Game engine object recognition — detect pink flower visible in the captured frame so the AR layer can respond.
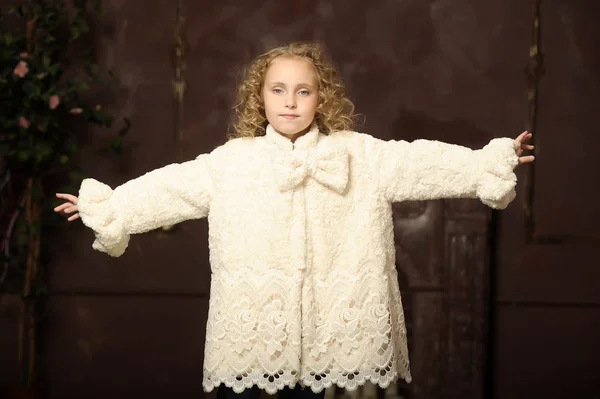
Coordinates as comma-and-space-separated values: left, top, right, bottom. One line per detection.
13, 61, 29, 78
49, 95, 60, 110
18, 117, 30, 129
69, 108, 83, 114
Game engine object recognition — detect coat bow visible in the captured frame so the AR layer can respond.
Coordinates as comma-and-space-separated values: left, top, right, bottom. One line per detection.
271, 144, 349, 194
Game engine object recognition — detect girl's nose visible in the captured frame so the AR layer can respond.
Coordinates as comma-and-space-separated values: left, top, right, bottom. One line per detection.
285, 94, 297, 109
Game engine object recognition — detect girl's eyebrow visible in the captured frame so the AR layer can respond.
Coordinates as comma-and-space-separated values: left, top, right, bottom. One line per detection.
269, 81, 315, 89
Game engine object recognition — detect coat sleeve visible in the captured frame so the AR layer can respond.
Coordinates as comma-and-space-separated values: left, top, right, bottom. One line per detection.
362, 133, 520, 209
76, 151, 218, 257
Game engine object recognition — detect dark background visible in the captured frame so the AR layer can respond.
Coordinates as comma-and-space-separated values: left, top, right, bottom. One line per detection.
1, 0, 599, 398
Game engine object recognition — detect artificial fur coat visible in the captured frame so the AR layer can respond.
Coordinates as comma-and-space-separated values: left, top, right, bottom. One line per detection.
76, 123, 519, 394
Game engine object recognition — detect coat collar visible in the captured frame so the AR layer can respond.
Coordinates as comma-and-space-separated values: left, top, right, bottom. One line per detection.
264, 122, 320, 150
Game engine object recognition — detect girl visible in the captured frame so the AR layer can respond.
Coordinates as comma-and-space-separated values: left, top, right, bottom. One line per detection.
55, 42, 534, 399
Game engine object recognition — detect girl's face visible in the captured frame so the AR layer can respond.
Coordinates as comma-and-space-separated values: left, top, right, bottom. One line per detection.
262, 56, 319, 141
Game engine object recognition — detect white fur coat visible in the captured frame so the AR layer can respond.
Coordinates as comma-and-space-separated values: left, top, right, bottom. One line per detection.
77, 124, 519, 394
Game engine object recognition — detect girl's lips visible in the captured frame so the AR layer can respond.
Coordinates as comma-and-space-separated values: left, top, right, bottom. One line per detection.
280, 114, 299, 119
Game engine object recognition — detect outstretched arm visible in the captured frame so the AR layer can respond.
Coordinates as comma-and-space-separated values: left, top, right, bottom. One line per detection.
365, 131, 534, 209
55, 153, 217, 257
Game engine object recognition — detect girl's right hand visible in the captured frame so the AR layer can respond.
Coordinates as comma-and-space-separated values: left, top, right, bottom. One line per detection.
54, 193, 80, 221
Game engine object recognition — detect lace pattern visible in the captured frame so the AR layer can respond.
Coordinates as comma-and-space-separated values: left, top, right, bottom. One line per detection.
202, 267, 411, 395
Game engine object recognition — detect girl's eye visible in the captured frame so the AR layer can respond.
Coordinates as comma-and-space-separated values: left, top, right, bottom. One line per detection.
272, 88, 284, 94
298, 90, 310, 96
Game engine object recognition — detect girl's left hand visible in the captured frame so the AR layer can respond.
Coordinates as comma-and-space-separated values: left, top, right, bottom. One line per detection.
515, 131, 535, 166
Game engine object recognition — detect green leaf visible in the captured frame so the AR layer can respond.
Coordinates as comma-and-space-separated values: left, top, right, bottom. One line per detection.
42, 34, 56, 45
118, 117, 132, 137
93, 0, 105, 15
3, 33, 14, 45
65, 136, 78, 154
69, 170, 86, 182
17, 151, 30, 162
88, 63, 99, 76
110, 137, 122, 154
34, 142, 54, 164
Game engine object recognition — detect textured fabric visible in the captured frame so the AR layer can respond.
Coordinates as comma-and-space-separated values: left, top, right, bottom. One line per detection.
77, 124, 519, 394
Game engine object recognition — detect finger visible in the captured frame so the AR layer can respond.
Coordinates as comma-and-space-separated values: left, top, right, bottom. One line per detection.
53, 203, 71, 212
522, 144, 535, 150
515, 130, 529, 142
67, 213, 80, 222
56, 193, 78, 204
64, 205, 78, 214
518, 155, 535, 164
519, 131, 533, 144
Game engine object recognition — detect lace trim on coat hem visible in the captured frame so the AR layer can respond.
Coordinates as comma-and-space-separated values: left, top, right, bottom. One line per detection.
203, 365, 411, 395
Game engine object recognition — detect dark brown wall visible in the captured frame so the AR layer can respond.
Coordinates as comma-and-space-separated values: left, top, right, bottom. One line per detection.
492, 1, 600, 398
1, 0, 598, 398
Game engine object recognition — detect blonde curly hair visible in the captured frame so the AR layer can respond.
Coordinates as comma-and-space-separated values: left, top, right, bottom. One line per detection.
228, 42, 355, 139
